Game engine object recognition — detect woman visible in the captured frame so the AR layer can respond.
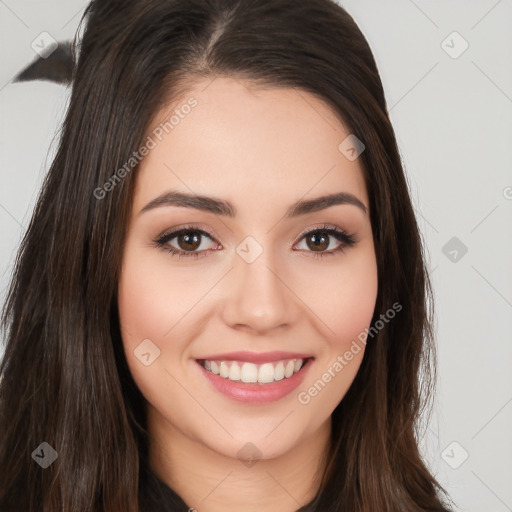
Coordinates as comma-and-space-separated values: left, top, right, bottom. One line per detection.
0, 0, 453, 510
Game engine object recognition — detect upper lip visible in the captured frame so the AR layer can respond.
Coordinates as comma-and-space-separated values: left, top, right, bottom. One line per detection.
197, 351, 313, 364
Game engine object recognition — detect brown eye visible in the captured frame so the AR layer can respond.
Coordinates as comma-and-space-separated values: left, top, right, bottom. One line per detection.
176, 232, 202, 251
155, 228, 219, 257
294, 226, 357, 257
305, 231, 330, 252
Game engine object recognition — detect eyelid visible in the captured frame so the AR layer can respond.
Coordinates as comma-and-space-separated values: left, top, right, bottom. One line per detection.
295, 223, 349, 242
155, 224, 219, 245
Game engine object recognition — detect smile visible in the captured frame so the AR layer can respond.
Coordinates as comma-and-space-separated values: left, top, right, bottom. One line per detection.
196, 354, 314, 403
200, 358, 306, 384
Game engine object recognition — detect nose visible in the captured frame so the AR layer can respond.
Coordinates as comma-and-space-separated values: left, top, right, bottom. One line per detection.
220, 249, 298, 335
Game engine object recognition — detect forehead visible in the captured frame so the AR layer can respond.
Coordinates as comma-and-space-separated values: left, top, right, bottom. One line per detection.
133, 76, 369, 215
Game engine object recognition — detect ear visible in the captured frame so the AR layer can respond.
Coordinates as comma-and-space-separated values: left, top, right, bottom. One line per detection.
14, 41, 74, 85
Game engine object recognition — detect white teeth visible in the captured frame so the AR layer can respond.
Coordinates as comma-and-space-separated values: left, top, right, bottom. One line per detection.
201, 358, 307, 384
258, 363, 275, 384
241, 363, 258, 383
229, 362, 241, 381
274, 362, 285, 381
219, 362, 229, 378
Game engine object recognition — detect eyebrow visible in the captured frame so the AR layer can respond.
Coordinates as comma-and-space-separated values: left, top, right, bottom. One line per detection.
139, 190, 367, 217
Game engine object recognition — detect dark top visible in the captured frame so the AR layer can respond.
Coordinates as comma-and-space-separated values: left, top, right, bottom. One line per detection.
139, 459, 191, 512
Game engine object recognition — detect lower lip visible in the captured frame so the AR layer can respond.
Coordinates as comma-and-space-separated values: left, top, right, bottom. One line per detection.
197, 359, 313, 404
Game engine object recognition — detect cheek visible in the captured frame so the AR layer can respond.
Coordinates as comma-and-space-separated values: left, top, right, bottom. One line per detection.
117, 247, 204, 344
294, 245, 378, 411
330, 269, 378, 349
117, 247, 193, 397
299, 246, 378, 350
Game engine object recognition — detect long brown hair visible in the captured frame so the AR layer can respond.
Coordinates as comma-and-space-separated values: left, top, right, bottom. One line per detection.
0, 0, 452, 510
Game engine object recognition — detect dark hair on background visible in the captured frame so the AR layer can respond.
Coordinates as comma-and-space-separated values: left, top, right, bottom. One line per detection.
0, 0, 453, 510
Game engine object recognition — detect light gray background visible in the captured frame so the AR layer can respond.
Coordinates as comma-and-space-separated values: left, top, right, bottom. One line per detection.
1, 1, 511, 511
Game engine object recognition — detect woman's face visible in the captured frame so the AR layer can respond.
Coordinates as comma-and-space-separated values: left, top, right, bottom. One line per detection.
118, 77, 378, 461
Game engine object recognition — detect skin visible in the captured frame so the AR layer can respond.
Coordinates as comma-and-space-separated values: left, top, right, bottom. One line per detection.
118, 76, 378, 512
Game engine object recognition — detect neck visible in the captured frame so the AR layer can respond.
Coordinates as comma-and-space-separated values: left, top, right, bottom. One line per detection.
148, 406, 332, 512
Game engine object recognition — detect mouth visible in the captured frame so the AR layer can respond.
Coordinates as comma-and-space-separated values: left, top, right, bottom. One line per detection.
195, 355, 314, 403
197, 357, 311, 385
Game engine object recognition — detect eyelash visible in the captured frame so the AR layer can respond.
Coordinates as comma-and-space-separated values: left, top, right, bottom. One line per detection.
153, 224, 357, 259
